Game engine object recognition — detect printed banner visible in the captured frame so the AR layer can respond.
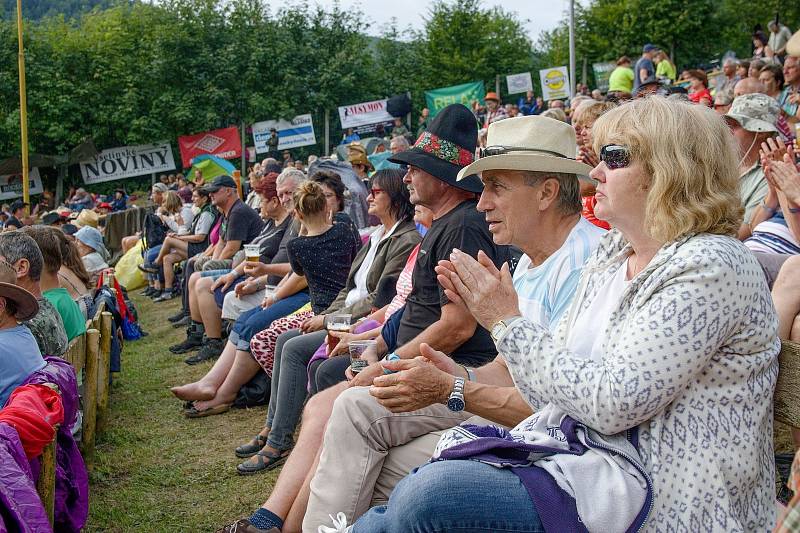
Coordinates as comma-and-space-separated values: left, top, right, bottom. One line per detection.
425, 81, 485, 118
539, 67, 571, 101
506, 72, 533, 94
0, 168, 43, 201
591, 62, 616, 93
79, 142, 176, 184
178, 126, 242, 168
338, 99, 393, 130
252, 114, 317, 153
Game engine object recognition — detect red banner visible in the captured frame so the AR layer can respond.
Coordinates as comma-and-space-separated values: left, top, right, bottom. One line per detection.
177, 126, 242, 168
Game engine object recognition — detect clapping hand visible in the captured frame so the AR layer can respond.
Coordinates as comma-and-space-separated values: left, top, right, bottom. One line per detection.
434, 249, 520, 331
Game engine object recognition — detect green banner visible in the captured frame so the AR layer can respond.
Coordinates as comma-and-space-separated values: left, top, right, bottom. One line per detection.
425, 81, 485, 117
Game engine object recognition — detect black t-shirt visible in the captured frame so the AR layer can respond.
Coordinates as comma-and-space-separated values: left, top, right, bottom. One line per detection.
221, 199, 263, 245
287, 220, 361, 314
4, 216, 22, 230
396, 199, 510, 366
265, 217, 299, 286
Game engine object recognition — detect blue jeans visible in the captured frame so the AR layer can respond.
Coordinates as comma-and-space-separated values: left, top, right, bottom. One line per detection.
144, 245, 163, 282
228, 291, 309, 352
265, 329, 326, 450
352, 460, 544, 533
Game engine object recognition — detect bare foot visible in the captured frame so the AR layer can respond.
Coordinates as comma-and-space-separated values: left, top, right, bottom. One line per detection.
170, 382, 216, 401
192, 392, 236, 412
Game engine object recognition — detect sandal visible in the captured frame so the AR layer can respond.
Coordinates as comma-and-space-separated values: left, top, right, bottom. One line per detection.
184, 403, 232, 418
235, 433, 269, 458
236, 448, 291, 475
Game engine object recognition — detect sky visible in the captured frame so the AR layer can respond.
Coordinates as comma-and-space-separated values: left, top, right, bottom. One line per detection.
310, 0, 569, 44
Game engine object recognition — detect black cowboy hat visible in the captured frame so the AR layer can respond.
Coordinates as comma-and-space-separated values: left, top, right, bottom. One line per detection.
389, 104, 483, 193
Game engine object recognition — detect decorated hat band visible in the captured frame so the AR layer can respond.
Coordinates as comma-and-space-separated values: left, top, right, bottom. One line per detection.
413, 131, 475, 167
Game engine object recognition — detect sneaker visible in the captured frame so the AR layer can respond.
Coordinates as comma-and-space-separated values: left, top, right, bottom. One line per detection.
169, 331, 204, 354
168, 309, 187, 323
141, 286, 157, 297
215, 519, 278, 533
149, 290, 163, 300
137, 262, 159, 274
318, 513, 352, 533
172, 315, 190, 328
185, 338, 225, 365
153, 290, 176, 302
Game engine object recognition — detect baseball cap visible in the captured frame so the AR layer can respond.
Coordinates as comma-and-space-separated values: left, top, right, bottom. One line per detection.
643, 44, 659, 53
202, 175, 237, 193
10, 200, 28, 212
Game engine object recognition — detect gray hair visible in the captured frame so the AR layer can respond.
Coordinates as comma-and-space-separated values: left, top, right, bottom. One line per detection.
277, 168, 306, 189
390, 136, 410, 151
0, 231, 44, 282
520, 171, 582, 215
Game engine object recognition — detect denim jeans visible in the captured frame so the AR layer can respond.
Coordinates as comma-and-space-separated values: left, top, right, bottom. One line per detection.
144, 245, 163, 282
228, 291, 309, 352
352, 460, 544, 533
265, 329, 327, 450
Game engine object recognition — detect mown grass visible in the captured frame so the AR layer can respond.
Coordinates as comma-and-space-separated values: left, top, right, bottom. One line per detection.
87, 293, 278, 532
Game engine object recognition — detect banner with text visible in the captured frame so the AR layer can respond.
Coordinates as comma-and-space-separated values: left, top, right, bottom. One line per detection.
506, 72, 533, 94
338, 99, 393, 130
425, 81, 485, 118
0, 168, 43, 201
539, 67, 571, 101
79, 142, 176, 184
178, 126, 242, 168
592, 62, 616, 93
252, 114, 316, 153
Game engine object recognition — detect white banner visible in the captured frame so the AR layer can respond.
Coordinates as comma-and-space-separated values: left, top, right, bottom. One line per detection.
539, 66, 571, 101
0, 168, 43, 201
252, 114, 316, 153
338, 99, 393, 129
506, 72, 533, 94
79, 142, 175, 184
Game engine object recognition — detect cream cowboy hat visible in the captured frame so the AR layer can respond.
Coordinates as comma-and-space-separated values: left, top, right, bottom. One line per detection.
457, 115, 592, 181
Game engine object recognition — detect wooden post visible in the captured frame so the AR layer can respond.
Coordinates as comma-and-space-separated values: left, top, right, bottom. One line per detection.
16, 0, 30, 213
495, 75, 500, 98
37, 439, 57, 526
97, 311, 113, 433
324, 109, 330, 157
56, 165, 65, 206
81, 328, 100, 471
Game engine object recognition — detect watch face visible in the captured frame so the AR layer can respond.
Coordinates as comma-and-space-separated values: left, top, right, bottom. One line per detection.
447, 397, 465, 412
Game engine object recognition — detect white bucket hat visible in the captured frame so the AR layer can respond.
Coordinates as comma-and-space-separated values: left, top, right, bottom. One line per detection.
457, 115, 593, 181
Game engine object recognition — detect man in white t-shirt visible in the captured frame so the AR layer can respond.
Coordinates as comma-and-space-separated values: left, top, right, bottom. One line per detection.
287, 116, 605, 532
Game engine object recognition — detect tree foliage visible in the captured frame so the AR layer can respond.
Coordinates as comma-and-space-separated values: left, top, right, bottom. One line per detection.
0, 0, 534, 174
538, 0, 800, 73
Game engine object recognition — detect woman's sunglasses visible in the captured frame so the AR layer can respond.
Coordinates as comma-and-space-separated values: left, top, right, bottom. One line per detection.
599, 144, 631, 169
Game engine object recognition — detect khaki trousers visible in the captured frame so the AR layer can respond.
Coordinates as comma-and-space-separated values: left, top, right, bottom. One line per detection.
302, 386, 491, 532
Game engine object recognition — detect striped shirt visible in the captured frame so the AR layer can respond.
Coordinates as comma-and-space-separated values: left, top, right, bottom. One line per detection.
745, 211, 800, 255
513, 217, 606, 329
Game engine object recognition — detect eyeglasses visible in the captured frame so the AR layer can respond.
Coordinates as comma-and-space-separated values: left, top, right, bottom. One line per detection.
369, 188, 384, 197
599, 144, 631, 169
479, 145, 569, 159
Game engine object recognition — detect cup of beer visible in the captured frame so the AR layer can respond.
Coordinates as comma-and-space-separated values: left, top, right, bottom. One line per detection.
325, 313, 352, 354
244, 244, 260, 262
349, 340, 377, 374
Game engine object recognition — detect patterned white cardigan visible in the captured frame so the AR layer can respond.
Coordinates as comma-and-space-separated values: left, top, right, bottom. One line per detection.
496, 229, 780, 532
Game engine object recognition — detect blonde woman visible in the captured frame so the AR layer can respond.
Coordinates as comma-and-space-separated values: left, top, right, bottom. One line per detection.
350, 97, 779, 532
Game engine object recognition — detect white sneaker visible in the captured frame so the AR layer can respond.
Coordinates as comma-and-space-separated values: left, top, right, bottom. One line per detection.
317, 512, 352, 533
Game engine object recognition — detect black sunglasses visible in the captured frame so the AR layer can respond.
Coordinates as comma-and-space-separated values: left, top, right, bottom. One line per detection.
479, 145, 571, 159
599, 144, 631, 169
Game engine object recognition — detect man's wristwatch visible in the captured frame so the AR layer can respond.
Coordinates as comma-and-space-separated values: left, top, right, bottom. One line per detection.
446, 377, 466, 412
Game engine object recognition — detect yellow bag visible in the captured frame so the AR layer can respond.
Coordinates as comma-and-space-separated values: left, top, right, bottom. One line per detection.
114, 240, 147, 290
